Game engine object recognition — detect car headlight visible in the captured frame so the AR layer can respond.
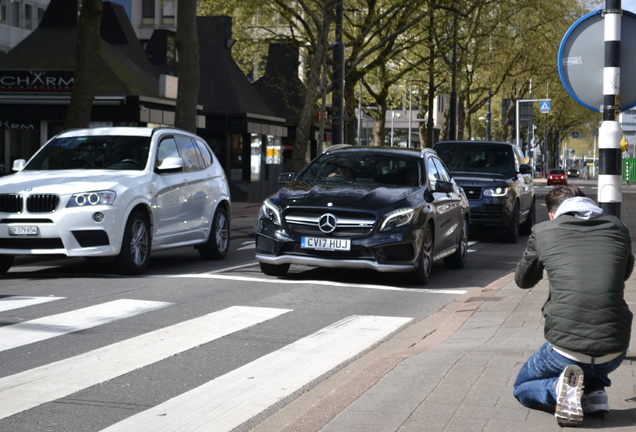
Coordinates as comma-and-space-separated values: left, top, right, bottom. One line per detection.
482, 187, 509, 197
380, 208, 414, 232
259, 199, 282, 225
67, 191, 117, 208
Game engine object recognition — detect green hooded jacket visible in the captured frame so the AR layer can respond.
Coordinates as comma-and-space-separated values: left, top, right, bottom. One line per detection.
515, 198, 634, 356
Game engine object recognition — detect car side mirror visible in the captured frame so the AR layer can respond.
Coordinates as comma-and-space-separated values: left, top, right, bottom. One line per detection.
433, 180, 454, 193
278, 172, 294, 184
519, 164, 532, 174
426, 180, 453, 202
156, 157, 184, 173
12, 159, 26, 172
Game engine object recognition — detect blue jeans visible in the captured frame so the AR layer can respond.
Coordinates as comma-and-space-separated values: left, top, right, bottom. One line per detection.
513, 342, 626, 408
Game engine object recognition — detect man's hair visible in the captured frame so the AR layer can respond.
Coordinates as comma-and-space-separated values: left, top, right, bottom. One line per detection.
545, 185, 586, 214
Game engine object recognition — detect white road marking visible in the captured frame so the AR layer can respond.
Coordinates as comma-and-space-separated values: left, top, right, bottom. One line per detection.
237, 241, 256, 251
100, 314, 412, 432
152, 273, 467, 294
0, 299, 171, 352
208, 261, 259, 273
0, 306, 291, 420
0, 295, 64, 312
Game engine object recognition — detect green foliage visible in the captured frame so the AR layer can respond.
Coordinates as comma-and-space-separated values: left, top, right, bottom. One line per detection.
198, 0, 603, 158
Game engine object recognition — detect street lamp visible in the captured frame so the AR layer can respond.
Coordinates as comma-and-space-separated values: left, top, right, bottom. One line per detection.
391, 111, 401, 146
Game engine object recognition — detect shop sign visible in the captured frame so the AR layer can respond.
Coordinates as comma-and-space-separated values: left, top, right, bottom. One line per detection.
0, 71, 74, 92
0, 121, 36, 130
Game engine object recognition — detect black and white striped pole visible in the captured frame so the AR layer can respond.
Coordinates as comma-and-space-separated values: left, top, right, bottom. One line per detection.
599, 0, 623, 218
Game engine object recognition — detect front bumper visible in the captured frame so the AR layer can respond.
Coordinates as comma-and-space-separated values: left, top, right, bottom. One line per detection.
255, 219, 420, 273
466, 199, 513, 231
255, 252, 415, 272
0, 206, 126, 257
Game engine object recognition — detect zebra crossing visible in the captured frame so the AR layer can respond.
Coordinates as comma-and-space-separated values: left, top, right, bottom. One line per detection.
0, 295, 412, 431
0, 299, 172, 352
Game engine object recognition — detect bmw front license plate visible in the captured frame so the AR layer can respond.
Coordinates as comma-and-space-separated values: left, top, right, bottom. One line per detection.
9, 226, 38, 236
301, 237, 351, 251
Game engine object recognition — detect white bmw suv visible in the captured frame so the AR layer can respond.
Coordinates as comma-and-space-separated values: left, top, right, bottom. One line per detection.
0, 127, 231, 275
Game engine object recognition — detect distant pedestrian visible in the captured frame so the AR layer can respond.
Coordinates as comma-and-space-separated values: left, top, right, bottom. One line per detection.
512, 185, 634, 426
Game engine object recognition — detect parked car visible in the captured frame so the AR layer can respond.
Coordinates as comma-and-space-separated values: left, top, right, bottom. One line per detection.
0, 127, 231, 275
547, 169, 568, 185
433, 141, 535, 243
255, 145, 470, 285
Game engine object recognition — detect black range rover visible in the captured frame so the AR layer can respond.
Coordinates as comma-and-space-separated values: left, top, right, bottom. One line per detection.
433, 141, 535, 243
255, 145, 470, 284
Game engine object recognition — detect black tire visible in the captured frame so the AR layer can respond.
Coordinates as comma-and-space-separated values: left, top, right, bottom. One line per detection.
0, 255, 14, 275
113, 210, 151, 275
444, 217, 468, 269
410, 223, 434, 285
259, 262, 290, 276
519, 199, 536, 235
504, 202, 520, 243
198, 207, 230, 260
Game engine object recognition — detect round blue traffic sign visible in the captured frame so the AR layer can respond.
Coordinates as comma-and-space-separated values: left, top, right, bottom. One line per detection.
558, 9, 636, 112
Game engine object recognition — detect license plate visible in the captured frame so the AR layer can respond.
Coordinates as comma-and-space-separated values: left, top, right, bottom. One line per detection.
9, 226, 38, 236
301, 237, 350, 251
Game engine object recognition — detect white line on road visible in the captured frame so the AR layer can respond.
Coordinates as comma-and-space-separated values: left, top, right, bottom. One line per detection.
0, 306, 291, 420
152, 273, 467, 294
0, 295, 65, 312
100, 314, 412, 432
237, 240, 256, 251
0, 299, 172, 352
207, 261, 260, 273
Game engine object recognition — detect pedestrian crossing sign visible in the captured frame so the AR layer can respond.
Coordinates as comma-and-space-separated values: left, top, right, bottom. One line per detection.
540, 101, 551, 113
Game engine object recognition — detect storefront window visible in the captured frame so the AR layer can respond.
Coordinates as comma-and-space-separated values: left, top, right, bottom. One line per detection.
166, 33, 176, 66
250, 133, 262, 181
2, 126, 39, 172
266, 135, 282, 164
229, 133, 243, 181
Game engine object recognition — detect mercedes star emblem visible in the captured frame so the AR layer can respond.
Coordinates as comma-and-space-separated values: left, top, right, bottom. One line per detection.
318, 213, 337, 233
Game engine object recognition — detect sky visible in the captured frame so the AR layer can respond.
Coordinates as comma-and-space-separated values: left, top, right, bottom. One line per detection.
589, 1, 636, 13
622, 0, 636, 13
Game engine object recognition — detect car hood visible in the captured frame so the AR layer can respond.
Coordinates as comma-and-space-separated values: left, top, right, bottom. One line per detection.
275, 182, 416, 209
0, 170, 146, 194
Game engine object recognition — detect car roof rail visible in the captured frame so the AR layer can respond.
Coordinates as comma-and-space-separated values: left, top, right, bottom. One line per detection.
323, 144, 353, 153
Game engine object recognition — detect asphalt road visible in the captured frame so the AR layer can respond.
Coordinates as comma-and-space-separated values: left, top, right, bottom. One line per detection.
0, 178, 591, 432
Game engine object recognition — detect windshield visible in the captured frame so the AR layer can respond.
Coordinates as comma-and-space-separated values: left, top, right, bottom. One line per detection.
24, 136, 151, 171
435, 143, 514, 176
300, 153, 422, 187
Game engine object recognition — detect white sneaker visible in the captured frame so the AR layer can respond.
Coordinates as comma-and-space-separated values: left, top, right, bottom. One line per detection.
582, 390, 610, 413
555, 364, 584, 426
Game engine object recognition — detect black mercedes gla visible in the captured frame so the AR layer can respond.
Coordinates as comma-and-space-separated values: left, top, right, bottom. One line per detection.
255, 145, 470, 285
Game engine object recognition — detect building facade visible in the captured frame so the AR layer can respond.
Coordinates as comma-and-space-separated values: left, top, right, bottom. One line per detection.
0, 0, 297, 202
0, 0, 48, 56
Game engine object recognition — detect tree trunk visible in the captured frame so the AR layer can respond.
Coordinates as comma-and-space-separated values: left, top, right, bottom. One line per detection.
290, 2, 333, 173
64, 0, 102, 129
175, 0, 200, 133
343, 73, 359, 145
